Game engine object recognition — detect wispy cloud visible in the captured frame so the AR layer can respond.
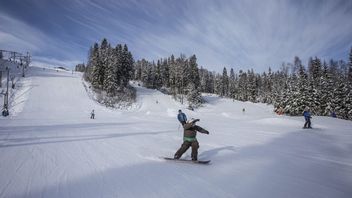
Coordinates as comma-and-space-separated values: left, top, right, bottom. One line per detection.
0, 0, 351, 71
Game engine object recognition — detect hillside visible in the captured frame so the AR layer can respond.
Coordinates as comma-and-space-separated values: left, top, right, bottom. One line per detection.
0, 66, 351, 198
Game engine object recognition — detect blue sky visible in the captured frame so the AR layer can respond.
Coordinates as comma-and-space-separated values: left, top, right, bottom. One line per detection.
0, 0, 351, 72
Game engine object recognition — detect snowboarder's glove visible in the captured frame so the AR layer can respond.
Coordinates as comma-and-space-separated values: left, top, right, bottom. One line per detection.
194, 119, 200, 122
205, 131, 209, 135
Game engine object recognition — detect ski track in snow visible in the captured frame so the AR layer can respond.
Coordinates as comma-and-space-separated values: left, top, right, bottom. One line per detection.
0, 66, 352, 198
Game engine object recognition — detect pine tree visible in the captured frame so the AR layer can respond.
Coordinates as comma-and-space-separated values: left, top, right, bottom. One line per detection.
169, 55, 178, 96
199, 67, 208, 93
286, 61, 309, 115
320, 61, 333, 115
345, 47, 352, 119
183, 55, 202, 106
348, 47, 352, 86
119, 44, 134, 87
229, 68, 236, 99
187, 83, 203, 107
134, 60, 142, 80
161, 59, 170, 87
247, 69, 257, 102
154, 60, 163, 88
91, 43, 102, 89
104, 46, 119, 96
100, 38, 110, 86
188, 55, 200, 89
221, 67, 229, 97
141, 61, 153, 88
238, 70, 248, 101
207, 71, 215, 94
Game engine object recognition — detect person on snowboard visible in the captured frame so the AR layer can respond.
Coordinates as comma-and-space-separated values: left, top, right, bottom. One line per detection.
174, 118, 209, 161
303, 107, 312, 128
177, 109, 187, 125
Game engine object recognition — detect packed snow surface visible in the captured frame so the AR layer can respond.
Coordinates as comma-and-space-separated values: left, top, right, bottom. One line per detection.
1, 66, 352, 198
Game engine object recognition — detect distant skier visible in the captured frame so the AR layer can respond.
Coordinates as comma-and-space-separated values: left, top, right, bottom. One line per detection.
174, 118, 209, 161
303, 107, 312, 129
90, 109, 95, 119
331, 111, 337, 118
177, 109, 187, 125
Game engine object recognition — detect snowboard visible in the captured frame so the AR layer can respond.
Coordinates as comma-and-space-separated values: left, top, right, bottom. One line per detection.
163, 157, 211, 164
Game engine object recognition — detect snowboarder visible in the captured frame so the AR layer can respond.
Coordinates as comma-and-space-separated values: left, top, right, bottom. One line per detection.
177, 109, 187, 125
303, 107, 312, 128
331, 111, 337, 118
90, 109, 95, 119
174, 118, 209, 161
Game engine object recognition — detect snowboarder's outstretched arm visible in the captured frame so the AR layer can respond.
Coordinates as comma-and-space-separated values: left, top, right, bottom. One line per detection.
194, 125, 209, 134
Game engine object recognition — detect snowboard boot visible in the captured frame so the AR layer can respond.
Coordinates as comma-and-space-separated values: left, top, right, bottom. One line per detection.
174, 154, 180, 159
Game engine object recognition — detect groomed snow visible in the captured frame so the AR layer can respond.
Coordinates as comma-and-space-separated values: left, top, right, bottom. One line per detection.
0, 66, 351, 198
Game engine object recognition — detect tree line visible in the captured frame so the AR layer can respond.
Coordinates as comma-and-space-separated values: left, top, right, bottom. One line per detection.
79, 38, 351, 120
133, 54, 203, 108
133, 48, 352, 120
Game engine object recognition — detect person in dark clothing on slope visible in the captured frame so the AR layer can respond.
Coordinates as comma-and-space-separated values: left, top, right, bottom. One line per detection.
177, 109, 187, 125
90, 109, 95, 119
174, 118, 209, 161
303, 107, 312, 128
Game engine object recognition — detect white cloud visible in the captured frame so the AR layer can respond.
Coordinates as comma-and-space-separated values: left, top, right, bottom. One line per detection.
128, 0, 352, 72
1, 0, 351, 72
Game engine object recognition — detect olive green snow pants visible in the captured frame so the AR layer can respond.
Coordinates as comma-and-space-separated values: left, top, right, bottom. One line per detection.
174, 140, 199, 160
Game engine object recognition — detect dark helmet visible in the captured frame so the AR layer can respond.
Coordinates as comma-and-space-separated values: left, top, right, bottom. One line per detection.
178, 109, 182, 113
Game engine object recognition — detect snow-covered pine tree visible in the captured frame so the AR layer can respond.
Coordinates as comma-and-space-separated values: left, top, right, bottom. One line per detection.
229, 68, 236, 99
207, 71, 215, 94
247, 69, 257, 102
221, 67, 229, 97
345, 47, 352, 119
119, 44, 134, 87
188, 55, 200, 90
161, 59, 170, 87
214, 73, 223, 96
133, 60, 142, 81
90, 43, 102, 89
97, 38, 109, 88
310, 57, 322, 114
168, 55, 179, 97
332, 78, 347, 118
238, 70, 248, 101
185, 55, 202, 106
104, 45, 119, 96
295, 64, 309, 115
154, 60, 163, 89
175, 55, 188, 103
187, 83, 203, 107
199, 67, 208, 93
319, 61, 332, 115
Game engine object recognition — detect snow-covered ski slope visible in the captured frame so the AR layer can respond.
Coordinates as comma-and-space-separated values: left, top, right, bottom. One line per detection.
1, 66, 352, 198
